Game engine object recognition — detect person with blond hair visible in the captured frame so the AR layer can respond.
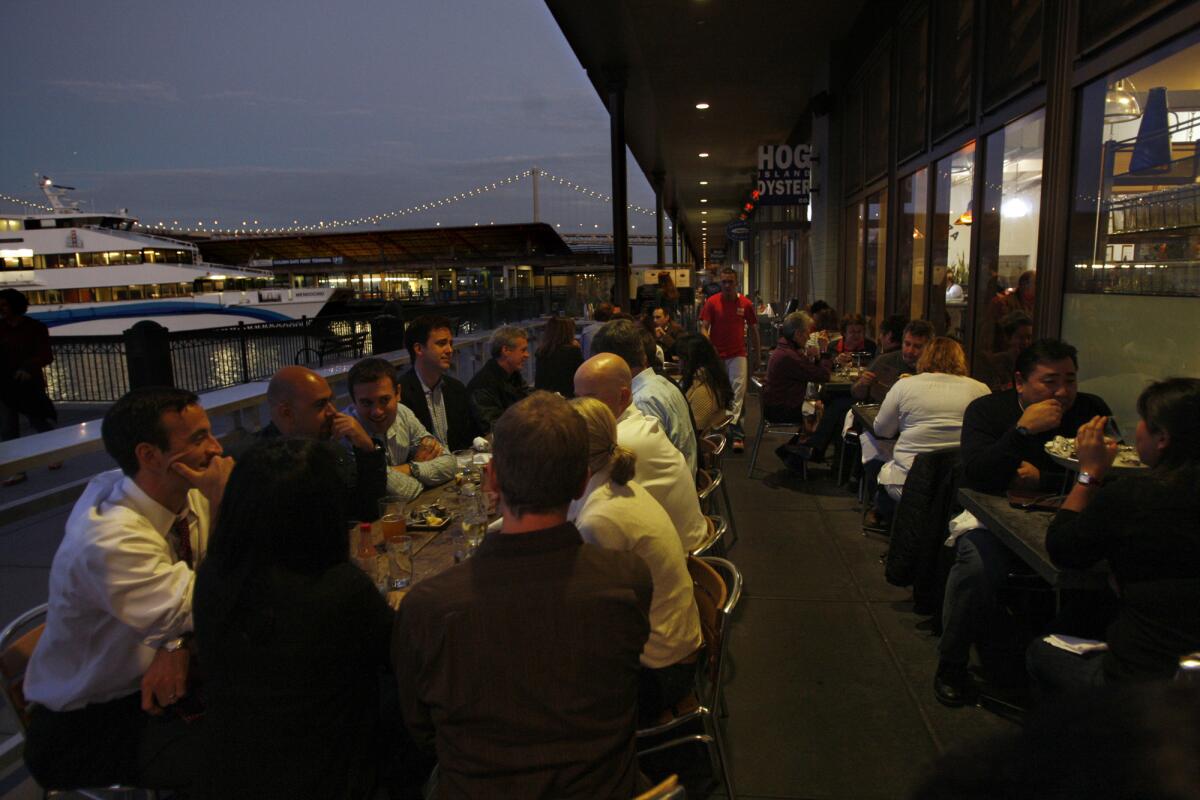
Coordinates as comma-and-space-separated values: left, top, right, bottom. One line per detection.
871, 337, 989, 514
569, 396, 703, 723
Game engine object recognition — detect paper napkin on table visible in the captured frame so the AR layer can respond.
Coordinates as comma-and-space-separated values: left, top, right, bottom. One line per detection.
1043, 634, 1109, 655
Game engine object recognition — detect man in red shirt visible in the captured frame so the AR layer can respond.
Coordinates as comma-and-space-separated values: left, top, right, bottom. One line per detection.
699, 266, 760, 451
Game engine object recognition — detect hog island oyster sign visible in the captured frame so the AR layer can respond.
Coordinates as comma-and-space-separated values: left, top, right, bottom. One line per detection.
756, 144, 812, 206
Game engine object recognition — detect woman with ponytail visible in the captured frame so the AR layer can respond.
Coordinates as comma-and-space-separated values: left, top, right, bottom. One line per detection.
569, 397, 703, 722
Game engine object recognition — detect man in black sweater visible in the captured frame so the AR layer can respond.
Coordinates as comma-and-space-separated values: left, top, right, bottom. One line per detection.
935, 339, 1113, 706
398, 315, 481, 452
467, 325, 532, 434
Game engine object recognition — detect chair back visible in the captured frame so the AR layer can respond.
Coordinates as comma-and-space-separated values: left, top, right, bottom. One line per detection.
0, 604, 48, 733
635, 774, 686, 800
695, 468, 719, 505
687, 556, 742, 704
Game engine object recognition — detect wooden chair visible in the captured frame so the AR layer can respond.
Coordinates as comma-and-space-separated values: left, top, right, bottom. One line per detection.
637, 557, 742, 800
634, 773, 686, 799
746, 376, 804, 478
0, 605, 158, 799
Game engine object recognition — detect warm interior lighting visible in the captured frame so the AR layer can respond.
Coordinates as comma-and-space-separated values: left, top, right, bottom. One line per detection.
953, 202, 973, 226
695, 102, 710, 110
698, 152, 710, 158
699, 180, 708, 185
700, 199, 708, 203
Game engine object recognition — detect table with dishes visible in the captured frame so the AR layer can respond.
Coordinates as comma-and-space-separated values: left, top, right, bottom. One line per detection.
351, 449, 499, 608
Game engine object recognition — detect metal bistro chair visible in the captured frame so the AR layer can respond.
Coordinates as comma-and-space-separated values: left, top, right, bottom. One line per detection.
637, 556, 742, 800
699, 423, 739, 551
0, 605, 158, 800
746, 376, 804, 478
690, 515, 728, 558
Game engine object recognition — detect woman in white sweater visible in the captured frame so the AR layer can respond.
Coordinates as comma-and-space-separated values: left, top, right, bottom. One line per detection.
568, 396, 703, 723
873, 337, 989, 512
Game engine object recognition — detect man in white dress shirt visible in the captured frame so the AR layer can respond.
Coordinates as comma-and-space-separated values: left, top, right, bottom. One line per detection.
574, 354, 708, 553
22, 387, 234, 791
590, 319, 698, 475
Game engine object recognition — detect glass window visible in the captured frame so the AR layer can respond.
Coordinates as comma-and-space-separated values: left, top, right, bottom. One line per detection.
865, 55, 891, 181
897, 8, 929, 161
897, 168, 929, 321
930, 141, 975, 339
862, 190, 888, 335
844, 83, 864, 191
1062, 31, 1200, 431
973, 109, 1044, 388
983, 0, 1043, 108
932, 0, 973, 139
845, 202, 865, 315
1078, 0, 1176, 55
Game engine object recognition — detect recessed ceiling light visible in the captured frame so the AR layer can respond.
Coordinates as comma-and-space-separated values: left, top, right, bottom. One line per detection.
699, 180, 708, 185
698, 152, 709, 158
701, 211, 707, 215
695, 102, 710, 110
700, 199, 708, 203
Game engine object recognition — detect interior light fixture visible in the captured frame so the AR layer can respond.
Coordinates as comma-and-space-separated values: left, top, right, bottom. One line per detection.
1001, 197, 1032, 218
698, 152, 710, 158
695, 102, 710, 110
699, 180, 708, 185
700, 199, 708, 203
701, 211, 707, 215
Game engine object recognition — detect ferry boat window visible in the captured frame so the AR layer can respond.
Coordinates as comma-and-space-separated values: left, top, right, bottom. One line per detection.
0, 219, 20, 231
123, 250, 140, 265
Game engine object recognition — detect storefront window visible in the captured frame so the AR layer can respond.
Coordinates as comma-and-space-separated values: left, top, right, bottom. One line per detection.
983, 0, 1043, 109
930, 142, 975, 339
845, 202, 865, 315
932, 0, 973, 139
1062, 32, 1200, 431
973, 109, 1044, 387
896, 9, 929, 161
897, 168, 929, 321
861, 190, 888, 335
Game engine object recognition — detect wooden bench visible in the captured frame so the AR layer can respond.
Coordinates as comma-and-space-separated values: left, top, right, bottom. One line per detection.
295, 330, 369, 367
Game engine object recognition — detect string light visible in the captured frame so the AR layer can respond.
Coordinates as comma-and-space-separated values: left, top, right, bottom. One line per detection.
3, 168, 659, 237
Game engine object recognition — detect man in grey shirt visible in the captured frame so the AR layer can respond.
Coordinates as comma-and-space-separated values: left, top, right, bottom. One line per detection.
346, 357, 455, 501
851, 319, 934, 404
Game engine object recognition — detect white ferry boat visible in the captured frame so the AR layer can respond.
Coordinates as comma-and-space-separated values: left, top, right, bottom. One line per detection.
0, 178, 333, 335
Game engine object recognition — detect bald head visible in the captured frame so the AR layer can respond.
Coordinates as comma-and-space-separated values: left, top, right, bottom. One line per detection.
267, 366, 336, 439
574, 353, 633, 419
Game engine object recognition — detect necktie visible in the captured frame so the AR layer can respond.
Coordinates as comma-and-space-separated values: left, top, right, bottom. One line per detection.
428, 384, 449, 446
171, 515, 194, 569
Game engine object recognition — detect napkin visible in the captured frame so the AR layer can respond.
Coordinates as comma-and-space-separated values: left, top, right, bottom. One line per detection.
1043, 634, 1108, 655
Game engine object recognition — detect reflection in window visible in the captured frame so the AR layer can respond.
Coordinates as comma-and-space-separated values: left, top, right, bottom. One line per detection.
845, 202, 865, 316
897, 169, 928, 321
861, 191, 888, 335
974, 110, 1044, 388
931, 142, 975, 340
1062, 31, 1200, 432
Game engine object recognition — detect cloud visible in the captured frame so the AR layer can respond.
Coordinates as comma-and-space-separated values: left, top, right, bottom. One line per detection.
45, 79, 179, 104
200, 89, 306, 107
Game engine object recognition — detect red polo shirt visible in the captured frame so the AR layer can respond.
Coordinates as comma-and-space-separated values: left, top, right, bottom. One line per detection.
700, 293, 756, 359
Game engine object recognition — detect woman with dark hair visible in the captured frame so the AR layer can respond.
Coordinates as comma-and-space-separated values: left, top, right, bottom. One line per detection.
805, 306, 842, 354
831, 313, 877, 364
533, 316, 583, 397
654, 271, 680, 318
675, 332, 734, 432
1026, 377, 1200, 694
194, 439, 393, 798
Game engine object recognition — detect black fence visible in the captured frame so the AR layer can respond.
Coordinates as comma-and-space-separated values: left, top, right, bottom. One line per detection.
44, 297, 546, 403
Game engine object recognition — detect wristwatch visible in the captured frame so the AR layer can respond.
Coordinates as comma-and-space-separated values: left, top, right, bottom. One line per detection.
163, 635, 189, 652
1016, 425, 1032, 437
409, 461, 422, 482
1076, 471, 1101, 486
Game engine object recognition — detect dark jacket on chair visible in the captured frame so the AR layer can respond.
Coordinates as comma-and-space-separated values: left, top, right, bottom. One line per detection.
398, 367, 480, 452
886, 449, 962, 615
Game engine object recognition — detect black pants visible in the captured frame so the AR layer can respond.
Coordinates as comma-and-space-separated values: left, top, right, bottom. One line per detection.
0, 397, 54, 441
638, 659, 700, 725
807, 393, 855, 454
25, 693, 202, 791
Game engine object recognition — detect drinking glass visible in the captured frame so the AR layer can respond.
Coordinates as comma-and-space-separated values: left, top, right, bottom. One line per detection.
378, 496, 411, 590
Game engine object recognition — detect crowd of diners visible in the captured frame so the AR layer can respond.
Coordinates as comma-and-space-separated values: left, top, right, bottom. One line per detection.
19, 307, 722, 798
13, 264, 1200, 798
759, 293, 1200, 709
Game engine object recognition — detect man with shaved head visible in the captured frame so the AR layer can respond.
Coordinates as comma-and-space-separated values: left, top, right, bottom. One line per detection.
237, 365, 387, 522
574, 354, 707, 553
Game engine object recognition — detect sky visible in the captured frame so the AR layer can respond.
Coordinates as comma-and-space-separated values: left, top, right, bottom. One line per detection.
0, 1, 658, 237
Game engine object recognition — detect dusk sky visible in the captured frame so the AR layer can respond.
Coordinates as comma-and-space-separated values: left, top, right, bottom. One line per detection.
0, 1, 659, 236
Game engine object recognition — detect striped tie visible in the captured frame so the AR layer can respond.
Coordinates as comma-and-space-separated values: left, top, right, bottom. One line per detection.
171, 515, 194, 569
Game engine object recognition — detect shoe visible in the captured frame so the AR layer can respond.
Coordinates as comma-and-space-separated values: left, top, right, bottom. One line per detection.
3, 472, 28, 487
934, 661, 969, 707
863, 509, 889, 531
732, 439, 744, 453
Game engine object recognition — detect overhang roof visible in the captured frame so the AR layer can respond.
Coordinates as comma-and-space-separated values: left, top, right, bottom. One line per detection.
193, 222, 574, 267
545, 0, 865, 262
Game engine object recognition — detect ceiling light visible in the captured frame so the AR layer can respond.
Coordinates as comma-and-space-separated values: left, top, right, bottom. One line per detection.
700, 199, 708, 203
695, 102, 710, 110
698, 152, 709, 158
699, 180, 708, 185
